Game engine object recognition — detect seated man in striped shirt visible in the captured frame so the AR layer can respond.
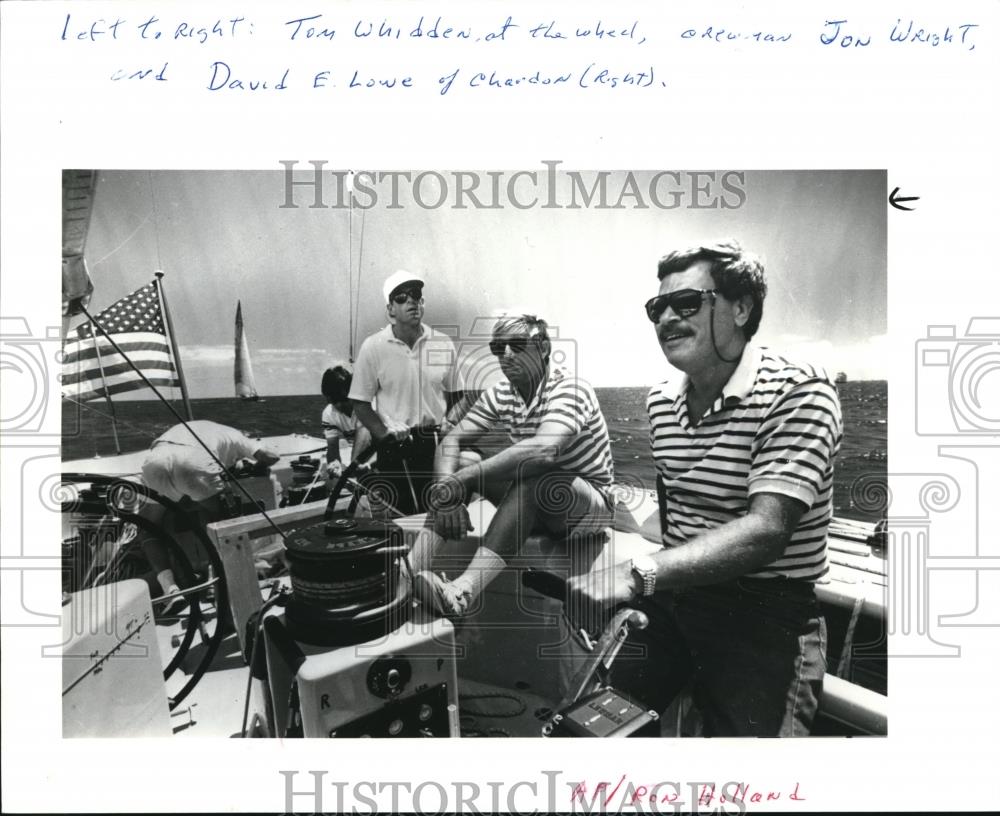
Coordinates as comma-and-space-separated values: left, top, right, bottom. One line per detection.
411, 313, 616, 618
568, 240, 842, 737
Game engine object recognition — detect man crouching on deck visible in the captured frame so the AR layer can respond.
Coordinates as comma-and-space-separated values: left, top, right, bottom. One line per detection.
411, 313, 616, 618
567, 240, 843, 736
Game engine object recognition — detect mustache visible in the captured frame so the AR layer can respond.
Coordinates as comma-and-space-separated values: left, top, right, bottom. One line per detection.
657, 326, 691, 342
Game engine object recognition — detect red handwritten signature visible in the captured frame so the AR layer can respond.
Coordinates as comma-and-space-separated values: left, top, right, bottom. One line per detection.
569, 777, 806, 810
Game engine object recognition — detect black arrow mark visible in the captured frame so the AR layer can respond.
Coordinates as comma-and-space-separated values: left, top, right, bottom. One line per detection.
890, 187, 920, 211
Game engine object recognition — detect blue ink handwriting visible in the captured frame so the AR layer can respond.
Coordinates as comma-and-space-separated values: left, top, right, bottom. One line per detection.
579, 63, 654, 88
207, 62, 289, 91
890, 19, 978, 50
285, 14, 337, 41
312, 70, 415, 89
133, 15, 250, 41
438, 66, 659, 95
681, 26, 792, 43
55, 11, 986, 97
819, 20, 871, 47
111, 63, 169, 81
61, 14, 126, 41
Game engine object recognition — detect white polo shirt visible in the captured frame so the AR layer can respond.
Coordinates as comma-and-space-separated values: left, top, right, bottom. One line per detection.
349, 324, 460, 427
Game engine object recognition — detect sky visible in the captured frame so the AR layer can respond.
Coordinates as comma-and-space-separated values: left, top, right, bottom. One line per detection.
69, 168, 887, 398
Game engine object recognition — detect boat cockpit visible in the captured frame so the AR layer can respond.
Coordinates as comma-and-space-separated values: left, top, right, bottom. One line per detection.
61, 431, 888, 739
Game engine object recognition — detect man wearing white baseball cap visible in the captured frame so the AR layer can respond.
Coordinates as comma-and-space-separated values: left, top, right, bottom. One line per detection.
349, 270, 469, 515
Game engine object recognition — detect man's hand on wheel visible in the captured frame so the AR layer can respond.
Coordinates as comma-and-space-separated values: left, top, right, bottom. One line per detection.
381, 420, 412, 444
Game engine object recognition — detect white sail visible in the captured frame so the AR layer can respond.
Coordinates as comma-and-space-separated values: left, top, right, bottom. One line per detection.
234, 300, 259, 399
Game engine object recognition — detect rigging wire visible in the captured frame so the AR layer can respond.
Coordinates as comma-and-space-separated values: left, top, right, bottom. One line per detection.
74, 302, 292, 544
147, 172, 183, 410
63, 395, 165, 438
88, 211, 152, 269
147, 171, 164, 273
354, 203, 366, 363
347, 171, 354, 363
64, 390, 328, 461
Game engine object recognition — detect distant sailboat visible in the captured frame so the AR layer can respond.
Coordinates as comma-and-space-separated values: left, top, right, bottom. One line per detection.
235, 301, 264, 402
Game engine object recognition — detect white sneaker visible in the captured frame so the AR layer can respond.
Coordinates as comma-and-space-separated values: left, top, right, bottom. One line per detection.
412, 572, 471, 620
156, 586, 188, 618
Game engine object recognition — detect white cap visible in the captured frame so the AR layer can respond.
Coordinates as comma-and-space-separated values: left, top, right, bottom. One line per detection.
382, 270, 425, 303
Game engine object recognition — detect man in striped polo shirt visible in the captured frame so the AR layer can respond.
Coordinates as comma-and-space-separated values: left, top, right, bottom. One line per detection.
568, 240, 842, 736
412, 313, 616, 618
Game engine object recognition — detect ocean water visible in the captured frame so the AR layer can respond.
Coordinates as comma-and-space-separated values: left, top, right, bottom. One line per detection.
62, 381, 887, 523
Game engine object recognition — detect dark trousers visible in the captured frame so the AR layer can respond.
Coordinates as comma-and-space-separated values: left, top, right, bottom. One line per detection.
362, 428, 438, 516
612, 577, 827, 736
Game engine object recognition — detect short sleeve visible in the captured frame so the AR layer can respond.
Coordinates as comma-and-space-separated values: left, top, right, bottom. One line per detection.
462, 386, 503, 431
748, 379, 842, 507
539, 379, 595, 435
220, 425, 261, 464
322, 404, 344, 440
440, 336, 462, 392
348, 336, 379, 403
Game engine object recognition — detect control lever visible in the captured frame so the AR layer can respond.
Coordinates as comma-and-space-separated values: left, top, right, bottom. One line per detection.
521, 567, 568, 602
523, 568, 660, 737
521, 568, 649, 707
556, 606, 649, 711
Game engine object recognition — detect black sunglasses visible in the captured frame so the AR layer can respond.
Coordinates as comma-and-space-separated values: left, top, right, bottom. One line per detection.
644, 288, 719, 322
390, 286, 424, 305
489, 336, 534, 358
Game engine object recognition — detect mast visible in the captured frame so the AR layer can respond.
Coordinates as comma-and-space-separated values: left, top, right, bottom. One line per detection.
154, 271, 194, 421
61, 172, 119, 450
88, 322, 122, 454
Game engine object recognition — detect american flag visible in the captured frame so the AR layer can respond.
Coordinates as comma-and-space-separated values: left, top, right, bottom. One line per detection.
61, 282, 179, 401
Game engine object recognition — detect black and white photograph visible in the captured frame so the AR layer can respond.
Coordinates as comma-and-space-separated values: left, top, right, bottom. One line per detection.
2, 1, 998, 813
58, 168, 888, 744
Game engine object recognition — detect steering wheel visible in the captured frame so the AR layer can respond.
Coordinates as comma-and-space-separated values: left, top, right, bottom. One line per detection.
61, 474, 229, 711
324, 424, 440, 520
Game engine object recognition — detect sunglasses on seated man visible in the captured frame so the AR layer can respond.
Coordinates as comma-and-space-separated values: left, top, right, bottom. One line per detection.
644, 288, 721, 322
390, 285, 424, 304
489, 335, 538, 358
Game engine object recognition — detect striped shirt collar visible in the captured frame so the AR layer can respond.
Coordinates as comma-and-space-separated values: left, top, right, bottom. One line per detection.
660, 343, 762, 406
505, 364, 567, 413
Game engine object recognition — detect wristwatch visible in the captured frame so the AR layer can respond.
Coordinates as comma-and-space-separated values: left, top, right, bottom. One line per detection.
630, 554, 658, 597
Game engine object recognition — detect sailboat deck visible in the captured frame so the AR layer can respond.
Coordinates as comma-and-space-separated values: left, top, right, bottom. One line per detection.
62, 433, 886, 738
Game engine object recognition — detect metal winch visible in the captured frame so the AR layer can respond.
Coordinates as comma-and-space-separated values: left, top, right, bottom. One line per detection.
282, 517, 411, 647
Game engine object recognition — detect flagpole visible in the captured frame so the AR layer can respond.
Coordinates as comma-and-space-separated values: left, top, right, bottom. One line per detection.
87, 323, 122, 454
75, 301, 292, 545
153, 271, 194, 421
